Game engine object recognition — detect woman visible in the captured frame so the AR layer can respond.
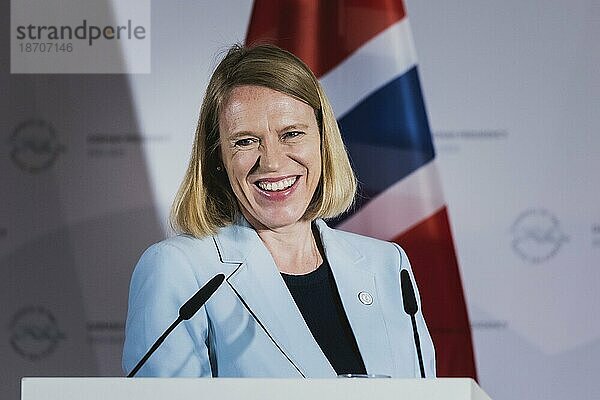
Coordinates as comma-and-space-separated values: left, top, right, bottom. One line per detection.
123, 44, 435, 378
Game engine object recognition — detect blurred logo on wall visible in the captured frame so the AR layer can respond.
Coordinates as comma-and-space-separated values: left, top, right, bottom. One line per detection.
470, 320, 508, 331
9, 306, 66, 360
9, 119, 65, 173
87, 320, 125, 344
433, 129, 508, 154
87, 133, 168, 158
511, 209, 569, 263
592, 223, 600, 248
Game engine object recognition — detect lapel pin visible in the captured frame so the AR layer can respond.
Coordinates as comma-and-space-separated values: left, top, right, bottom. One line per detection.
358, 291, 373, 305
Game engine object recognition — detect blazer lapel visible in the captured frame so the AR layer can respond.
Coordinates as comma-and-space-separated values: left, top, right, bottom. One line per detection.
214, 217, 335, 377
315, 220, 395, 377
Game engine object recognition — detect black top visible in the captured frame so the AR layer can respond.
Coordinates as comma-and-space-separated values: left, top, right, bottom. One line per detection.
282, 260, 367, 375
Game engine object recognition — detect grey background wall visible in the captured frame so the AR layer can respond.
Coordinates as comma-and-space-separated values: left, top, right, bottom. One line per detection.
407, 1, 599, 399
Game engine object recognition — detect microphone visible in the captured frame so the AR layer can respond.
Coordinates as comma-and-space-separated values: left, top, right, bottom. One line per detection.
401, 269, 425, 378
127, 273, 225, 377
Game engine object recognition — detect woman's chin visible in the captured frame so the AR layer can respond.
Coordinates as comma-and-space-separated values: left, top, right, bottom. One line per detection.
244, 208, 307, 231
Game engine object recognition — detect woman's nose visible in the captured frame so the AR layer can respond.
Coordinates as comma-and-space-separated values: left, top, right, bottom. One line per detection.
259, 141, 285, 171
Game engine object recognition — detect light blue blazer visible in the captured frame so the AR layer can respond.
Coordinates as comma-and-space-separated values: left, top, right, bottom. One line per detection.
122, 217, 436, 378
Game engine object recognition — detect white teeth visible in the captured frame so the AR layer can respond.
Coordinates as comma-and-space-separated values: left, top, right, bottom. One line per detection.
257, 177, 297, 192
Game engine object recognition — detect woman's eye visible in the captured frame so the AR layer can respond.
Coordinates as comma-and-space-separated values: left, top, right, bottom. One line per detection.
234, 138, 257, 147
283, 131, 303, 140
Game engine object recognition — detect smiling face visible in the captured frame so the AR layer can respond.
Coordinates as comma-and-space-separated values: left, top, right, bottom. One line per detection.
218, 85, 322, 231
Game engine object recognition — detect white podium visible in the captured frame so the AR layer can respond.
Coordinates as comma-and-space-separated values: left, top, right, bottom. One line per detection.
22, 378, 492, 400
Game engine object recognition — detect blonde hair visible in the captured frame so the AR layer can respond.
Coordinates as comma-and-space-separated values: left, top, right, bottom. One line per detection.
171, 43, 357, 237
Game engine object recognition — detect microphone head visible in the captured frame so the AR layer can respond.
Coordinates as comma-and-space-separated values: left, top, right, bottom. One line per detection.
400, 269, 418, 316
179, 274, 225, 320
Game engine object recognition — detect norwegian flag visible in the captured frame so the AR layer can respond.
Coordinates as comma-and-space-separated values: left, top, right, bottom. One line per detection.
246, 0, 477, 378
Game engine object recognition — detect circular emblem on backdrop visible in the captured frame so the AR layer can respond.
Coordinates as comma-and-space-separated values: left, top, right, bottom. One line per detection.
9, 306, 66, 361
511, 209, 569, 263
9, 119, 65, 173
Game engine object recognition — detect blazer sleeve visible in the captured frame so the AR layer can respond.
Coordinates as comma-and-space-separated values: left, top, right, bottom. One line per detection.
122, 241, 213, 377
393, 243, 437, 377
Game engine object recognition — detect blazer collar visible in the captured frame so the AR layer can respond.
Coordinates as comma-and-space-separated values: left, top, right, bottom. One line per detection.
214, 216, 394, 377
316, 220, 395, 377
